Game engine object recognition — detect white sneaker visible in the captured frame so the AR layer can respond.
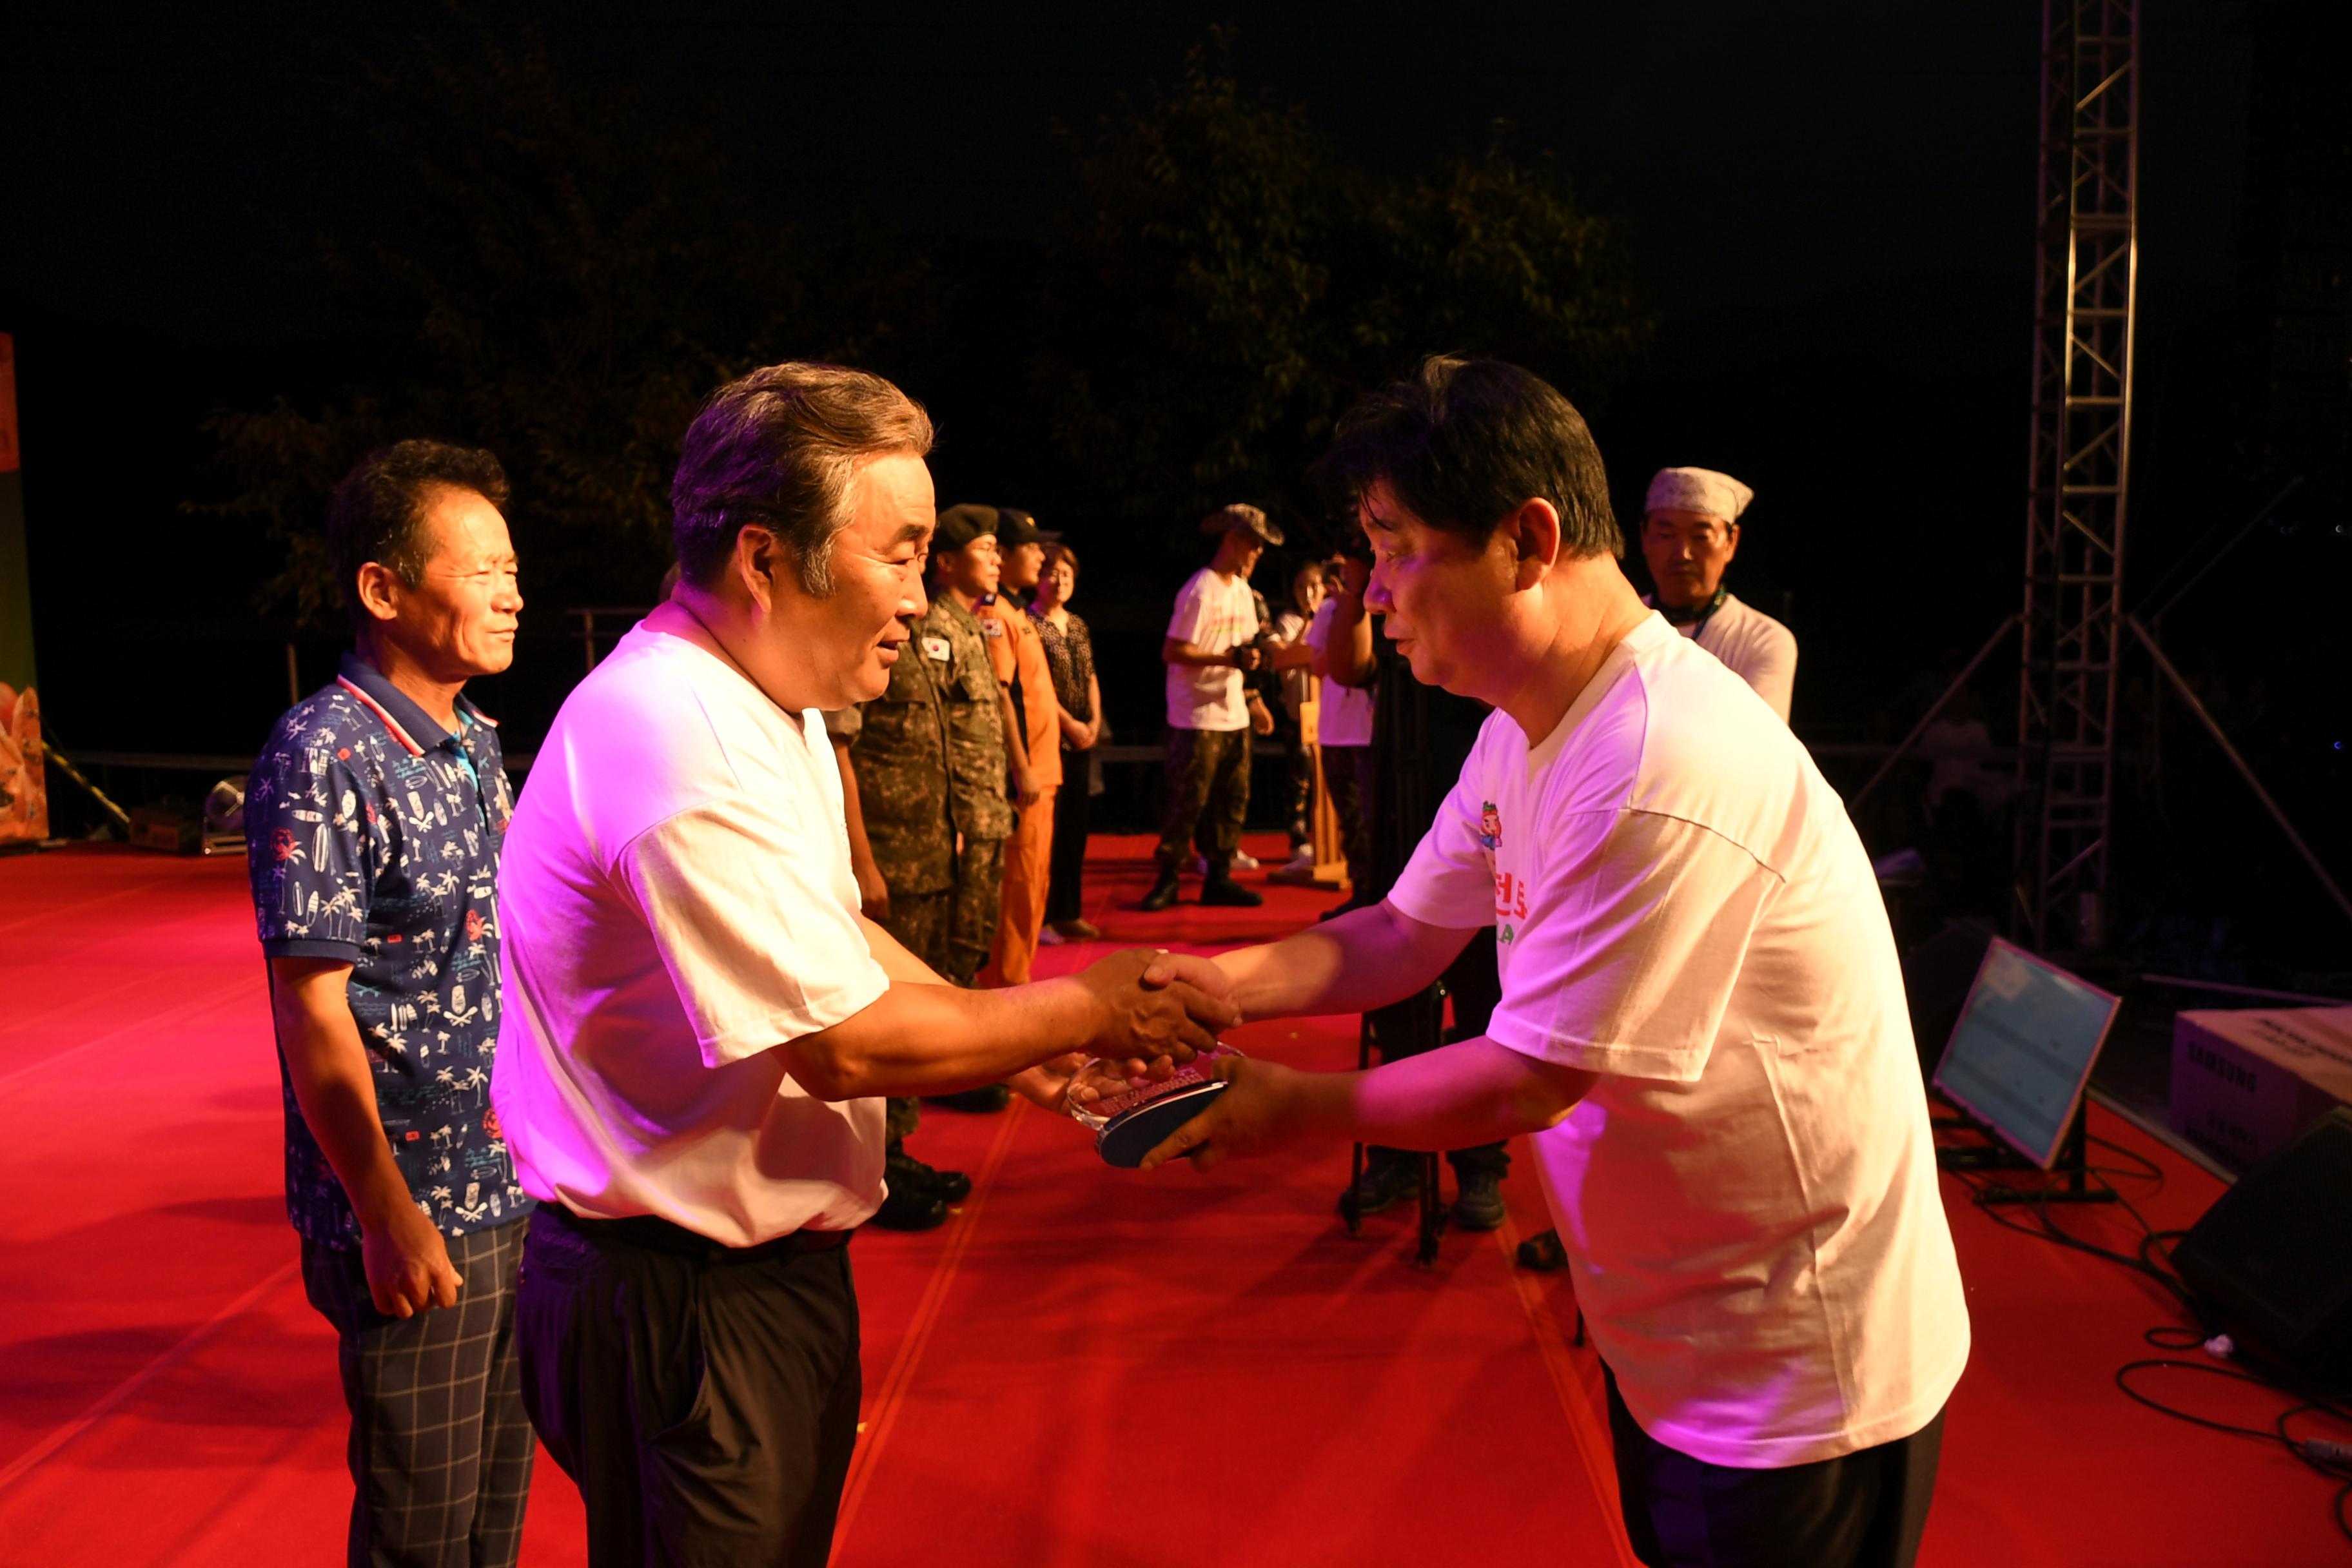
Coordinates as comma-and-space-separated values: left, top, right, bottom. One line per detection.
1278, 850, 1315, 875
1189, 850, 1260, 872
1037, 925, 1066, 945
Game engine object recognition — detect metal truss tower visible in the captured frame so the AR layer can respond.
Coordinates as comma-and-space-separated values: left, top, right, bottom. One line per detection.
2016, 0, 2141, 952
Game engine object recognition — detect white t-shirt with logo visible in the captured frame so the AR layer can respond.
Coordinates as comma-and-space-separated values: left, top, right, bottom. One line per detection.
1302, 596, 1377, 748
491, 605, 892, 1246
1164, 567, 1260, 731
1389, 613, 1967, 1468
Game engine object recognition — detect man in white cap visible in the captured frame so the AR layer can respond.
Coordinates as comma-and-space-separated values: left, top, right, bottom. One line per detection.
1640, 466, 1796, 721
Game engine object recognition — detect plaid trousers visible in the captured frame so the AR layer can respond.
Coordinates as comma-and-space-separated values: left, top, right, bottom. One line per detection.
302, 1216, 535, 1568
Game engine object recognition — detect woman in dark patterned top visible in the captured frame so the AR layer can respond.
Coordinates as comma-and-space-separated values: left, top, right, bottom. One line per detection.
1030, 542, 1102, 941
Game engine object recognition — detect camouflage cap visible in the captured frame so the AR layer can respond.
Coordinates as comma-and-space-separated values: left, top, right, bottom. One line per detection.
1199, 502, 1284, 547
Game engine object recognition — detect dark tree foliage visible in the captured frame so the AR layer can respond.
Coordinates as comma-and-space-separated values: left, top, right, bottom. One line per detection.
204, 23, 937, 627
205, 26, 1643, 623
1035, 35, 1649, 568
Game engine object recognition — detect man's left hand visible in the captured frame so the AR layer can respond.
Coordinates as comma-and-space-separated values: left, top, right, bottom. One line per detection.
1011, 1053, 1089, 1112
1139, 1054, 1304, 1171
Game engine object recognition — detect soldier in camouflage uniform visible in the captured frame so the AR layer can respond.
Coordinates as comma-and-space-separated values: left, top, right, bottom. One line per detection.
830, 505, 1019, 1224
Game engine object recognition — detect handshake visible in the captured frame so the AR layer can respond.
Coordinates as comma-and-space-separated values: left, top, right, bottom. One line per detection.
1053, 946, 1237, 1083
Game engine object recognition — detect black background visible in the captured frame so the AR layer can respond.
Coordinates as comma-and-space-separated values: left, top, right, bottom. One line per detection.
4, 2, 2346, 977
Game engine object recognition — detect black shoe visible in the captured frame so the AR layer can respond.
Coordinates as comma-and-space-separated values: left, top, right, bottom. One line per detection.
1199, 876, 1263, 908
1139, 870, 1182, 912
925, 1084, 1012, 1113
1516, 1226, 1568, 1271
1453, 1169, 1507, 1231
870, 1182, 948, 1231
888, 1151, 972, 1204
1337, 1159, 1423, 1219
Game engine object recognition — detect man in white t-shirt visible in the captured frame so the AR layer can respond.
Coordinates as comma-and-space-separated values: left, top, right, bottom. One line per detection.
491, 362, 1236, 1568
1142, 504, 1280, 912
1137, 358, 1966, 1568
1522, 462, 1809, 1272
1640, 465, 1798, 721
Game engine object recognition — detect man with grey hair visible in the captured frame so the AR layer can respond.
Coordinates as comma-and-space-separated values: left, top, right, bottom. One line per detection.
491, 362, 1235, 1565
1638, 465, 1797, 721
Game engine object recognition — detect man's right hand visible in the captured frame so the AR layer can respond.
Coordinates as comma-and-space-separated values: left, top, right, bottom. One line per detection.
1073, 948, 1240, 1070
362, 1202, 463, 1318
852, 856, 891, 922
1013, 762, 1044, 808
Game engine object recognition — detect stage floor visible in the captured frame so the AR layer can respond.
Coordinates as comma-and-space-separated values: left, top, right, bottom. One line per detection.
0, 838, 2342, 1565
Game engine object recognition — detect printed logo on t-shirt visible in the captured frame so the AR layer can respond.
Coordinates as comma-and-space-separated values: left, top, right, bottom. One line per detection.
1482, 801, 1527, 929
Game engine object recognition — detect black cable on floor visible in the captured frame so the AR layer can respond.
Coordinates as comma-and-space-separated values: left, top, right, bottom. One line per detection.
1941, 1121, 2352, 1551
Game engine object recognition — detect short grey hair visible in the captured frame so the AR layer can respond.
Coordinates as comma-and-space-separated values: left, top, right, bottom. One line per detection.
671, 362, 935, 595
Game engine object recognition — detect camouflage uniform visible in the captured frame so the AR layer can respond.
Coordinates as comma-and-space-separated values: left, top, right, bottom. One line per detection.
834, 592, 1012, 1141
851, 607, 1011, 950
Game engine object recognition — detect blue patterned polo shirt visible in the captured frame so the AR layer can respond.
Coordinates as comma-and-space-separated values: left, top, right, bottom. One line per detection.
245, 652, 532, 1245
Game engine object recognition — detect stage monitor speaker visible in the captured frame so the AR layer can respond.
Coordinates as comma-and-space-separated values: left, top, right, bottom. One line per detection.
2171, 1106, 2352, 1389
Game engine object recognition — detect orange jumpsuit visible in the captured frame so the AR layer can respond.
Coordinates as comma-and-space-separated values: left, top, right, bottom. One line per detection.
975, 595, 1061, 985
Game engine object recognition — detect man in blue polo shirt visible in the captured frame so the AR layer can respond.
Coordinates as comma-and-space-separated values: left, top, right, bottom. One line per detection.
246, 439, 533, 1568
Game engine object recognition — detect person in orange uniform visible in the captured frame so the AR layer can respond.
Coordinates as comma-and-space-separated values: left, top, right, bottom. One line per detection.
975, 506, 1063, 986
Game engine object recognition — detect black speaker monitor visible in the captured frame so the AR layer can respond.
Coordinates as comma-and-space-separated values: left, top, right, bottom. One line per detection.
2171, 1106, 2352, 1389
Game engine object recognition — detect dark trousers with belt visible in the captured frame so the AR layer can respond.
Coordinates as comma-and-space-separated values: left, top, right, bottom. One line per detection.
300, 1217, 535, 1568
1605, 1365, 1945, 1568
515, 1206, 861, 1568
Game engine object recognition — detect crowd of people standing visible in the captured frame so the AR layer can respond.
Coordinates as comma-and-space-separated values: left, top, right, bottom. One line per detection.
235, 344, 1967, 1568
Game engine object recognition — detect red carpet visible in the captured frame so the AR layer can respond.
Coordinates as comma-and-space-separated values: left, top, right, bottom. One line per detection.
0, 838, 2342, 1565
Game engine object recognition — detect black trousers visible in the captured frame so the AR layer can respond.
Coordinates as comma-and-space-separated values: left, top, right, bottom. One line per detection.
1044, 747, 1093, 923
1367, 927, 1509, 1177
1605, 1366, 1944, 1568
515, 1206, 861, 1568
300, 1218, 534, 1568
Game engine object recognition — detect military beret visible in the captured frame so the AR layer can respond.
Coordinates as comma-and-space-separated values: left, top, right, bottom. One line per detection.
935, 503, 1000, 553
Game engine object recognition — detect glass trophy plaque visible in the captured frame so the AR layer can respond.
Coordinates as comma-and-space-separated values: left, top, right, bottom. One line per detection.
1066, 1043, 1241, 1167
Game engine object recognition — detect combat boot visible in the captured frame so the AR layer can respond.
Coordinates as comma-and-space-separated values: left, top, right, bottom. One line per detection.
1139, 866, 1182, 912
1198, 859, 1262, 907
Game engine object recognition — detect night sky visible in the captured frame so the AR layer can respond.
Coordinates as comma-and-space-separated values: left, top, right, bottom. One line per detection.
5, 3, 2345, 966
